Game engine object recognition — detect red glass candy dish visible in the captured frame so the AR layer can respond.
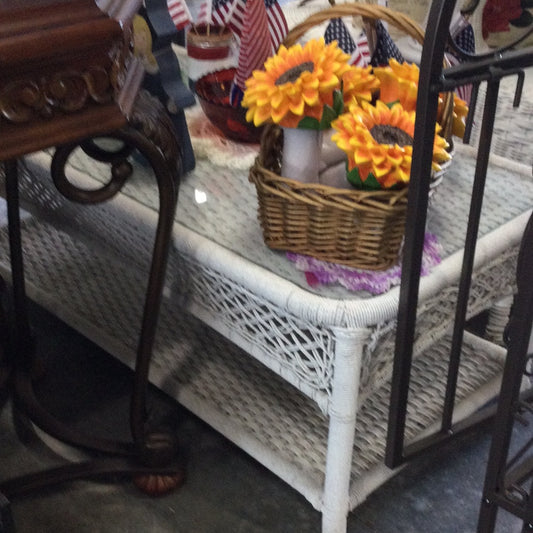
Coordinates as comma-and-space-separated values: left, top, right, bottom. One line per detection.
195, 68, 263, 143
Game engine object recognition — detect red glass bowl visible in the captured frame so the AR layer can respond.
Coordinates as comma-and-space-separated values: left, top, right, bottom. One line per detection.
195, 68, 263, 143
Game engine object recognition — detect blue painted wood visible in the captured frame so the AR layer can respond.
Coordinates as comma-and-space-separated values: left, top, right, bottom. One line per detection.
141, 1, 196, 173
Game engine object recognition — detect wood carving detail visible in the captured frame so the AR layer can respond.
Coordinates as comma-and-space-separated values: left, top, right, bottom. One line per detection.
0, 32, 137, 127
128, 89, 180, 167
1, 66, 115, 124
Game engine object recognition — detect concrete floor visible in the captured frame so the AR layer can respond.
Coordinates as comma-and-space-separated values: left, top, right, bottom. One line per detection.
0, 302, 529, 533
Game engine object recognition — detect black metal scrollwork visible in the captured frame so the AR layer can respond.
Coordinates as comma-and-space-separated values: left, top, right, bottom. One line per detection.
50, 89, 181, 205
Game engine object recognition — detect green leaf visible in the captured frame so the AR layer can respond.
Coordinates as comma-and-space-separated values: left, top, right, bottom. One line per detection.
297, 116, 321, 129
346, 166, 364, 188
346, 167, 382, 190
319, 105, 338, 129
362, 173, 382, 190
386, 99, 400, 109
332, 89, 344, 116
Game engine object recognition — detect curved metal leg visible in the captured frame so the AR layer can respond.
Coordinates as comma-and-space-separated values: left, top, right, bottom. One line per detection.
0, 491, 15, 533
0, 90, 185, 497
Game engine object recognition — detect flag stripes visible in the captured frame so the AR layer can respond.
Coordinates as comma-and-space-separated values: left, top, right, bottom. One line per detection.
167, 0, 192, 30
212, 0, 246, 35
265, 0, 288, 50
233, 0, 272, 90
196, 0, 213, 26
350, 32, 370, 66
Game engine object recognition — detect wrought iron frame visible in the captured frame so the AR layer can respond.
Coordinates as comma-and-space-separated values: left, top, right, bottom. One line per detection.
477, 213, 533, 531
0, 90, 185, 501
386, 1, 533, 530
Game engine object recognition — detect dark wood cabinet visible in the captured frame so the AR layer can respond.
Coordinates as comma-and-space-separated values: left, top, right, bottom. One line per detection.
0, 0, 143, 159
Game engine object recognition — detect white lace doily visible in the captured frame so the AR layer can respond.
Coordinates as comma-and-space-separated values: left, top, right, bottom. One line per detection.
185, 106, 260, 170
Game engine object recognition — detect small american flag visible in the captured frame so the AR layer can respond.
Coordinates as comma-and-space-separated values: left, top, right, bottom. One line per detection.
167, 0, 192, 31
212, 0, 287, 48
370, 20, 404, 66
212, 0, 246, 35
231, 0, 272, 104
264, 0, 288, 51
325, 18, 356, 55
351, 31, 371, 67
196, 0, 213, 26
446, 17, 475, 104
325, 19, 371, 67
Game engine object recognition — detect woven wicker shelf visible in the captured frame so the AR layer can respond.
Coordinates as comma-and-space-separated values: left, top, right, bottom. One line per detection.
0, 200, 505, 514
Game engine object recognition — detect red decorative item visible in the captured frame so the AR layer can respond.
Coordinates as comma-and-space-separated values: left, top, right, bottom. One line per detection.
186, 25, 234, 60
195, 68, 263, 143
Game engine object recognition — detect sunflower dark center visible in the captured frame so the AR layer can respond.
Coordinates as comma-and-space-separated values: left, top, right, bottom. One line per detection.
370, 125, 413, 146
275, 61, 314, 85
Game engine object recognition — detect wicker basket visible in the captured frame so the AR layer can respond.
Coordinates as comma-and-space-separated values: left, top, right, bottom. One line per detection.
249, 3, 452, 271
250, 124, 410, 270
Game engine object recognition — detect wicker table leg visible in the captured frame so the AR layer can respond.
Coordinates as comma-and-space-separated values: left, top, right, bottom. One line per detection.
321, 328, 370, 533
485, 295, 513, 346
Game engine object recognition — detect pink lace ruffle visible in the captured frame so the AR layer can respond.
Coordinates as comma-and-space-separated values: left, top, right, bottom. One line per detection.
287, 233, 441, 295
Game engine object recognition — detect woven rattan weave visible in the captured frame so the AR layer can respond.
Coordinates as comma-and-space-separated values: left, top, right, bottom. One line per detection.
249, 125, 409, 270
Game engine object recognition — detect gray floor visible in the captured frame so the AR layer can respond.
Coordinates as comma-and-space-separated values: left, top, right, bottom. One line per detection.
0, 302, 530, 533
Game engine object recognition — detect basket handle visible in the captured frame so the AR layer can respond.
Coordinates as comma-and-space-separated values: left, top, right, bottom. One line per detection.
283, 4, 425, 48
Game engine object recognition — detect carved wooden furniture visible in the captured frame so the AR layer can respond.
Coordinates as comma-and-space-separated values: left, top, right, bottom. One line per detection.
0, 0, 184, 517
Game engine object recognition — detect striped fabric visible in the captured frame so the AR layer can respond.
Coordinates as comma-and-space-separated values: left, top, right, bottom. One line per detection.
264, 0, 288, 50
196, 0, 213, 26
351, 31, 371, 66
166, 0, 192, 30
212, 0, 246, 34
233, 0, 272, 92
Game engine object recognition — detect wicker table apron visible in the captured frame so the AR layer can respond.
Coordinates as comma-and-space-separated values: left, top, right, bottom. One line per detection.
0, 126, 531, 531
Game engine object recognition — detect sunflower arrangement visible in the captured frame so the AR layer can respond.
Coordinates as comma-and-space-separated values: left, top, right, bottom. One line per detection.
329, 58, 461, 190
373, 59, 469, 138
243, 39, 467, 191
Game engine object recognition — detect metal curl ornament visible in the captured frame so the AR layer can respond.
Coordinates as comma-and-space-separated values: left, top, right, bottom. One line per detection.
50, 91, 180, 205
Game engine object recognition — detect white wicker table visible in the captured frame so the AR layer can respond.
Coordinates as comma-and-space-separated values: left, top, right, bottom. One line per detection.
0, 100, 531, 531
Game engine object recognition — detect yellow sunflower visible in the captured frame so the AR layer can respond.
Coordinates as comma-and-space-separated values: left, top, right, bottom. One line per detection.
242, 38, 352, 129
331, 100, 450, 189
374, 59, 469, 139
445, 93, 469, 138
373, 59, 419, 111
341, 64, 380, 107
